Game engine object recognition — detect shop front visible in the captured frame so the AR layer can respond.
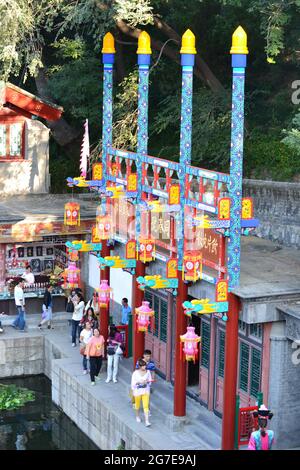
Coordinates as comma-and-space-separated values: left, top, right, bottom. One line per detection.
0, 196, 98, 315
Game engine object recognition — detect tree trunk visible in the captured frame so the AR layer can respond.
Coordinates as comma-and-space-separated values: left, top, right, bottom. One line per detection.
35, 69, 82, 151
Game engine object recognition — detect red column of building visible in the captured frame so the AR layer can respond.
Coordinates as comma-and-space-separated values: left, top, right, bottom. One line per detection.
173, 274, 188, 416
132, 260, 145, 367
221, 292, 240, 450
99, 243, 111, 346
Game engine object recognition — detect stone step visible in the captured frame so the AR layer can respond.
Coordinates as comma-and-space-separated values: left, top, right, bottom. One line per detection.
0, 311, 70, 331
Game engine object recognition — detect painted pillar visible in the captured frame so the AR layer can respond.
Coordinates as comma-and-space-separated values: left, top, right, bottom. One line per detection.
100, 33, 115, 342
174, 30, 196, 417
132, 260, 146, 366
222, 292, 240, 449
133, 32, 151, 367
227, 26, 248, 290
222, 26, 248, 450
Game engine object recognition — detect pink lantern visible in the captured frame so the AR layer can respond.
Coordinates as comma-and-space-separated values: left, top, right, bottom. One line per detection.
64, 262, 80, 288
96, 280, 113, 308
180, 326, 201, 363
135, 301, 155, 332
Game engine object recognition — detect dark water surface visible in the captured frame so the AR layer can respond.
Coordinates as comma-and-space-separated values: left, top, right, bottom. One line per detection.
0, 375, 100, 450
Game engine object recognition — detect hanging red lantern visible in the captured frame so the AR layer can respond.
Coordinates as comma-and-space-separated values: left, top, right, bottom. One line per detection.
183, 251, 202, 282
96, 210, 114, 240
63, 262, 80, 288
64, 202, 80, 226
96, 279, 113, 308
139, 238, 155, 263
135, 301, 155, 332
180, 326, 201, 363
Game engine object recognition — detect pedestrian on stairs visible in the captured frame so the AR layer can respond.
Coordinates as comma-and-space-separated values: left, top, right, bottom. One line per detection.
131, 358, 152, 427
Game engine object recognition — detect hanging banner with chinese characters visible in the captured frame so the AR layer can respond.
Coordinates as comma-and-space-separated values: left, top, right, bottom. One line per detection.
166, 258, 178, 279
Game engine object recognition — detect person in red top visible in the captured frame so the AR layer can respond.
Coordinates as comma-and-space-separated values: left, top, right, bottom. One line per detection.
85, 328, 105, 385
105, 324, 124, 383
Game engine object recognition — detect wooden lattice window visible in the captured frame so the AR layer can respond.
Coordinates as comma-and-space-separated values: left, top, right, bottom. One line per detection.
201, 321, 210, 369
145, 289, 167, 343
239, 341, 262, 398
0, 122, 24, 160
218, 329, 225, 378
250, 348, 261, 397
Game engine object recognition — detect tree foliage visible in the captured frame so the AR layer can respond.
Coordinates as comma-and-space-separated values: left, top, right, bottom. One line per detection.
0, 0, 299, 185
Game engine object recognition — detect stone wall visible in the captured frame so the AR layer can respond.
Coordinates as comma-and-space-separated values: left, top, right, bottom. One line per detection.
243, 179, 300, 249
268, 322, 300, 449
0, 335, 44, 378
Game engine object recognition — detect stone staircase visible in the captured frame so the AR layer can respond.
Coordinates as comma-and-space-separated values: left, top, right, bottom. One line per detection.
0, 311, 70, 332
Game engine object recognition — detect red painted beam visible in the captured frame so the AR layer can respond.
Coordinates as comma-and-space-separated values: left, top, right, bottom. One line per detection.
5, 85, 63, 121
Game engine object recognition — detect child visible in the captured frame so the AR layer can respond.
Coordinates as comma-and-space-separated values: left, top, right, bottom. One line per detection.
135, 349, 156, 380
79, 322, 93, 374
131, 359, 152, 426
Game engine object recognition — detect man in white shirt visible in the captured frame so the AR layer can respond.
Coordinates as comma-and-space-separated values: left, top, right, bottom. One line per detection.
12, 280, 26, 332
22, 266, 35, 286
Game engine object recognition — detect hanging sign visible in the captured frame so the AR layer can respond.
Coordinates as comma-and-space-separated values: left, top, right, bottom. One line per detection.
166, 258, 178, 279
218, 198, 231, 220
92, 163, 103, 181
168, 184, 180, 205
127, 173, 138, 193
126, 240, 136, 259
216, 280, 228, 302
242, 197, 253, 219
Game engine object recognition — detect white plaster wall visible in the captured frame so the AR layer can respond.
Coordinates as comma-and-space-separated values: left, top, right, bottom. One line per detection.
110, 268, 132, 306
88, 253, 100, 290
0, 119, 50, 194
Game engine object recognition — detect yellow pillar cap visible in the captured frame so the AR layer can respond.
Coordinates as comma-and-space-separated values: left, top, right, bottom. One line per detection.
137, 31, 152, 55
180, 29, 197, 55
230, 26, 248, 54
102, 32, 116, 54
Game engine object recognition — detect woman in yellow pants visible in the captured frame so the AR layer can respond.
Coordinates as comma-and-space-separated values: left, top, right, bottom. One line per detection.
131, 358, 151, 426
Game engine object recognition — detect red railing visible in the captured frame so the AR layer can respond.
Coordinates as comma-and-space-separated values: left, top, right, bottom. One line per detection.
238, 406, 259, 447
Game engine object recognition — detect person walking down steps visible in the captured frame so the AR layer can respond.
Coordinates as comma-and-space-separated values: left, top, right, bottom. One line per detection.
105, 325, 124, 384
38, 286, 54, 330
131, 358, 152, 427
85, 328, 105, 386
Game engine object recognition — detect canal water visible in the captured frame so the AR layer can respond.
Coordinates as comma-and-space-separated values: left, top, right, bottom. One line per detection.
0, 375, 100, 450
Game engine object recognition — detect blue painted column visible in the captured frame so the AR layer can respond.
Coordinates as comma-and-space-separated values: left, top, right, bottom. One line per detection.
227, 26, 248, 290
222, 26, 248, 450
100, 33, 116, 349
174, 30, 196, 418
135, 31, 151, 247
178, 29, 196, 271
101, 33, 115, 216
133, 31, 151, 366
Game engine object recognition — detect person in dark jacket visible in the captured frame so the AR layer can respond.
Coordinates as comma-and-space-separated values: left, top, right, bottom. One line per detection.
38, 286, 54, 330
79, 307, 98, 332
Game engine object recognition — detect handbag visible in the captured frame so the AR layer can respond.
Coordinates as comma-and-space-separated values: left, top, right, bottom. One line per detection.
107, 344, 116, 356
79, 344, 86, 356
66, 301, 74, 313
116, 345, 123, 355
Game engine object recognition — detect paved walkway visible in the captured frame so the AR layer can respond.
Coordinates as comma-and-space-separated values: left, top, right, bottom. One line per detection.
0, 314, 222, 450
